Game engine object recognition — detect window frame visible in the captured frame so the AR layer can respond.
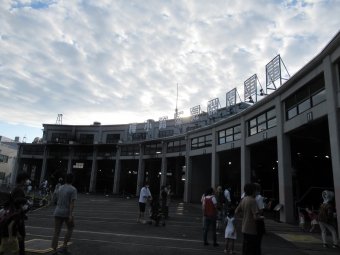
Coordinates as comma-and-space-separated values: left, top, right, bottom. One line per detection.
218, 125, 241, 145
248, 108, 276, 136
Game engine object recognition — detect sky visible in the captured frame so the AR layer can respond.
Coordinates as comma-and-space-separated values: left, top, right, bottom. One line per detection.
1, 0, 340, 143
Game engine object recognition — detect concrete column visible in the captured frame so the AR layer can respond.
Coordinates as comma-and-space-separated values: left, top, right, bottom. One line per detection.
160, 142, 167, 188
211, 127, 219, 188
67, 147, 74, 173
184, 136, 192, 202
240, 116, 251, 191
39, 146, 49, 184
136, 145, 145, 196
175, 157, 182, 195
113, 146, 121, 194
276, 96, 294, 223
89, 147, 98, 192
323, 55, 340, 235
11, 145, 23, 185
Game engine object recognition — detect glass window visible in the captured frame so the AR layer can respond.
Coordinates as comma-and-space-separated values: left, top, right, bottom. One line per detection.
234, 133, 241, 141
310, 76, 325, 94
226, 136, 233, 143
287, 107, 297, 119
312, 90, 326, 106
250, 119, 257, 127
234, 125, 241, 133
267, 118, 276, 129
258, 123, 266, 132
219, 131, 225, 138
296, 86, 309, 103
226, 128, 233, 136
219, 138, 225, 144
285, 95, 296, 110
267, 108, 276, 119
298, 99, 311, 113
191, 134, 212, 150
257, 114, 266, 124
250, 127, 257, 136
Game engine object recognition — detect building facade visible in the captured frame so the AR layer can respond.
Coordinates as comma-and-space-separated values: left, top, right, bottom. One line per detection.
13, 31, 340, 229
0, 136, 19, 182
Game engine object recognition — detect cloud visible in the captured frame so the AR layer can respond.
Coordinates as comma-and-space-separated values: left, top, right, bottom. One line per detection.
0, 0, 339, 130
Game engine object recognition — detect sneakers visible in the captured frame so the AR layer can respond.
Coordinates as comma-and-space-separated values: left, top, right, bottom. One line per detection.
333, 245, 340, 249
141, 220, 146, 224
323, 244, 329, 248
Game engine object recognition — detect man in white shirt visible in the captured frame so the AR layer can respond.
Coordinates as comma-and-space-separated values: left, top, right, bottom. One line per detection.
224, 184, 232, 217
137, 182, 152, 224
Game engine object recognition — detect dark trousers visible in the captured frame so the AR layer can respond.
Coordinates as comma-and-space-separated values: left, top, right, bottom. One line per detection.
18, 222, 26, 255
253, 220, 265, 255
161, 200, 168, 218
243, 233, 257, 255
203, 216, 216, 244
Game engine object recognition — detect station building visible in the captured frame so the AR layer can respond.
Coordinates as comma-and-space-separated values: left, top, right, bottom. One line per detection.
12, 31, 340, 227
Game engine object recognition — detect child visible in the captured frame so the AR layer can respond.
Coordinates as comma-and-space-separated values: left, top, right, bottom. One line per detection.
224, 208, 237, 254
0, 201, 11, 217
299, 211, 305, 232
305, 207, 318, 233
0, 197, 27, 255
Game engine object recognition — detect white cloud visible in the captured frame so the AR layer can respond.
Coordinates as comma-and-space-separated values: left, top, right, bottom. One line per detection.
0, 0, 339, 130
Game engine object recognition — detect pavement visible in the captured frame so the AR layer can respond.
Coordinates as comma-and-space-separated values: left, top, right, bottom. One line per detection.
21, 192, 339, 255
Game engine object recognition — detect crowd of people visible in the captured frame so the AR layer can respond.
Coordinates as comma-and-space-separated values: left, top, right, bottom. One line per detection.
200, 183, 339, 254
0, 172, 77, 255
1, 174, 338, 255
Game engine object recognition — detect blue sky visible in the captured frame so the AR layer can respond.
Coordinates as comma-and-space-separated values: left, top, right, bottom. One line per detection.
1, 0, 340, 143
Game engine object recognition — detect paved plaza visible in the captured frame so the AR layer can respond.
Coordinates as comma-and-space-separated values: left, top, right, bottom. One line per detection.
21, 193, 339, 255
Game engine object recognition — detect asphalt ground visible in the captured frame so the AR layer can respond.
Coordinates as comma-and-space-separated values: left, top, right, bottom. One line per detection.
19, 193, 339, 255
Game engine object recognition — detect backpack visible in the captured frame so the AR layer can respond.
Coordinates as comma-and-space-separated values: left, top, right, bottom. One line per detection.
219, 191, 227, 203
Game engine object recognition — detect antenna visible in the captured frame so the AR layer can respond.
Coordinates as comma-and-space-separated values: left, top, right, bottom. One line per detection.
56, 114, 63, 125
175, 83, 178, 113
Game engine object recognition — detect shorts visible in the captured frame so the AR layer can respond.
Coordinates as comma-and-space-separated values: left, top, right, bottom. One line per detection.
0, 237, 19, 254
311, 219, 318, 224
139, 202, 146, 212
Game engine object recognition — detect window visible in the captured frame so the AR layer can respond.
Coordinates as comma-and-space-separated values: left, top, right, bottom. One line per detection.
97, 146, 117, 157
167, 140, 186, 153
191, 134, 212, 150
74, 147, 93, 157
49, 146, 69, 156
0, 154, 9, 163
159, 130, 174, 138
120, 146, 140, 156
106, 134, 120, 143
285, 74, 325, 120
144, 143, 162, 155
23, 147, 44, 155
248, 108, 276, 136
51, 133, 67, 143
132, 133, 146, 141
79, 134, 94, 144
218, 125, 241, 145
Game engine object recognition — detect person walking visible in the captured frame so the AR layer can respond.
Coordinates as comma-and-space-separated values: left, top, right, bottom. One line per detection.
137, 182, 152, 224
161, 185, 168, 219
305, 206, 318, 233
235, 183, 265, 255
317, 190, 339, 249
253, 183, 266, 255
224, 208, 238, 254
10, 172, 30, 255
203, 187, 219, 247
215, 186, 223, 232
51, 173, 77, 255
223, 184, 232, 217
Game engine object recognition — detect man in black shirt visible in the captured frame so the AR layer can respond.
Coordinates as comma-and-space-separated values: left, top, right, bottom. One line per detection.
10, 172, 30, 255
0, 198, 27, 255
